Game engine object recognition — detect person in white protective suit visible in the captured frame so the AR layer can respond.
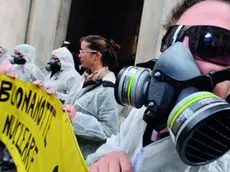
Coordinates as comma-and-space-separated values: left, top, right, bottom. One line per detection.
0, 45, 10, 169
87, 0, 230, 172
0, 45, 10, 65
33, 47, 83, 103
10, 44, 45, 82
63, 35, 120, 159
1, 44, 45, 171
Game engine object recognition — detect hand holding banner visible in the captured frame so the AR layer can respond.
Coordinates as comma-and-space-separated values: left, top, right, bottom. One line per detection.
0, 74, 89, 172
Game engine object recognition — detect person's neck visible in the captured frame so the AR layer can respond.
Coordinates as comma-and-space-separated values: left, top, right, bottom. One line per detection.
90, 64, 104, 73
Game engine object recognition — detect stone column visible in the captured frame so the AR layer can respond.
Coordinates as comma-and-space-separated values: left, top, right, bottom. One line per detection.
26, 0, 62, 72
0, 0, 31, 54
135, 0, 179, 64
54, 0, 72, 49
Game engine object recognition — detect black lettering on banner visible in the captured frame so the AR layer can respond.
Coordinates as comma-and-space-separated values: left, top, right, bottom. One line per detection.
27, 93, 36, 118
38, 100, 46, 129
16, 87, 23, 109
15, 124, 27, 155
0, 80, 12, 101
2, 114, 39, 171
22, 137, 38, 171
21, 90, 32, 113
43, 108, 56, 147
0, 79, 61, 169
10, 121, 22, 144
42, 102, 56, 147
21, 133, 32, 158
31, 96, 43, 119
52, 166, 59, 172
42, 102, 51, 144
15, 121, 24, 152
17, 127, 29, 155
11, 84, 16, 105
2, 114, 14, 136
9, 86, 23, 108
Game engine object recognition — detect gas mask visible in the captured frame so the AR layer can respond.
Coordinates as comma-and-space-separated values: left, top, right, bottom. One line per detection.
115, 42, 230, 166
10, 53, 26, 65
45, 57, 61, 73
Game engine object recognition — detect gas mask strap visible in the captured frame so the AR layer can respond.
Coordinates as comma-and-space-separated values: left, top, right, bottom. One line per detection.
143, 123, 170, 147
143, 124, 154, 147
182, 69, 230, 91
209, 69, 230, 85
153, 70, 215, 92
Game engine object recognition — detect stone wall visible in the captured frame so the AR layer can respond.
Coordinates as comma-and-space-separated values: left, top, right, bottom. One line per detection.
26, 0, 62, 72
0, 0, 31, 55
0, 0, 179, 68
0, 0, 72, 73
54, 0, 72, 49
135, 0, 179, 64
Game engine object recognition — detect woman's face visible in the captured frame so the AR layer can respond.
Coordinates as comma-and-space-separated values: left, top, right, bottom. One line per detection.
78, 41, 98, 68
176, 0, 230, 99
0, 47, 4, 58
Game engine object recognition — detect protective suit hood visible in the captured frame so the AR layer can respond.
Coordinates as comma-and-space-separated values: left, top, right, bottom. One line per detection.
0, 45, 10, 64
14, 44, 36, 63
51, 47, 75, 71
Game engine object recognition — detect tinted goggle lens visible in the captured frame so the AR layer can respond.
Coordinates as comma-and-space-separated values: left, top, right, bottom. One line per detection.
161, 25, 230, 66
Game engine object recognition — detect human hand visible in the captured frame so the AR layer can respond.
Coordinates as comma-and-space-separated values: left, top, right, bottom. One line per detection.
7, 74, 17, 79
33, 80, 43, 87
62, 104, 76, 121
46, 88, 56, 95
90, 151, 133, 172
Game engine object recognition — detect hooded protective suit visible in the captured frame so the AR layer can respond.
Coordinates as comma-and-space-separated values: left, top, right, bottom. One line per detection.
0, 45, 10, 65
87, 106, 230, 172
12, 44, 45, 82
43, 47, 83, 102
2, 44, 45, 168
65, 71, 119, 159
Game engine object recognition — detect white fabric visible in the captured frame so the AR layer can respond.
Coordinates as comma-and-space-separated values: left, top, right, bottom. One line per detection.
63, 41, 70, 45
12, 44, 45, 82
51, 47, 74, 67
43, 47, 83, 102
0, 45, 10, 65
14, 44, 36, 63
65, 71, 119, 158
87, 107, 230, 172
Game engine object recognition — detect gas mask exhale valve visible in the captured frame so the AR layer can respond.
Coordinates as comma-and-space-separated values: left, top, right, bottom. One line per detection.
10, 54, 26, 65
115, 42, 230, 166
45, 57, 61, 74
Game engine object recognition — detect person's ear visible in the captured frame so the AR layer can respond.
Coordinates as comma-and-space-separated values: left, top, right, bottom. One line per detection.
95, 51, 102, 57
94, 51, 102, 61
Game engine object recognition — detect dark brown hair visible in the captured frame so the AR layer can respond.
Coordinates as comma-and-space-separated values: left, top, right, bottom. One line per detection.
80, 35, 120, 75
164, 0, 230, 30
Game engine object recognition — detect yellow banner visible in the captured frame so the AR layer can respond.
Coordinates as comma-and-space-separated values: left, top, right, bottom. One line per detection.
0, 74, 89, 172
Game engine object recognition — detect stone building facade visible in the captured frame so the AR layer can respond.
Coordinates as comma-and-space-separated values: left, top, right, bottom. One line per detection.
0, 0, 179, 71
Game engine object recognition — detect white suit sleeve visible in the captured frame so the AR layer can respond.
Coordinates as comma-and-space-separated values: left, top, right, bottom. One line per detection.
56, 76, 76, 102
31, 67, 45, 81
71, 89, 119, 141
185, 151, 230, 172
86, 108, 137, 166
56, 74, 84, 102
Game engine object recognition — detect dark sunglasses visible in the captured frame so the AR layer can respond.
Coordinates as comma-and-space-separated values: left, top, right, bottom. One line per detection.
161, 25, 230, 66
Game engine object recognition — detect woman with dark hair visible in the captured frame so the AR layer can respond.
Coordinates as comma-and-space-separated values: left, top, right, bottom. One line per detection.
63, 35, 120, 158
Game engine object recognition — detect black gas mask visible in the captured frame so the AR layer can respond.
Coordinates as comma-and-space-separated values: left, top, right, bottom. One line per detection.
10, 53, 26, 65
115, 42, 230, 166
45, 56, 61, 74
